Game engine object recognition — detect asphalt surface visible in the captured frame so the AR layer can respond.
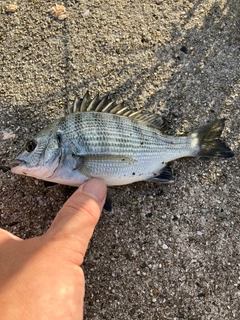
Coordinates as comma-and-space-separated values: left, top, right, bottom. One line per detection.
0, 1, 239, 319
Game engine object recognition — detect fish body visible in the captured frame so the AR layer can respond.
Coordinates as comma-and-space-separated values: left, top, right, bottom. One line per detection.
11, 92, 234, 186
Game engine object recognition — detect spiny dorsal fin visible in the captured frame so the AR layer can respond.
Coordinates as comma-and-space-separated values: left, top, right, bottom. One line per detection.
68, 91, 169, 133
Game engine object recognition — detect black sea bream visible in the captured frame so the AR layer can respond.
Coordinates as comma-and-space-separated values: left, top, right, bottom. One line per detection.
11, 92, 234, 186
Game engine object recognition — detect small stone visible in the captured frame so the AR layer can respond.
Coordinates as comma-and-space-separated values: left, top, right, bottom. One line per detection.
180, 45, 188, 54
48, 4, 68, 20
152, 288, 159, 295
145, 212, 152, 218
162, 244, 168, 250
5, 4, 18, 13
83, 9, 90, 16
140, 262, 147, 269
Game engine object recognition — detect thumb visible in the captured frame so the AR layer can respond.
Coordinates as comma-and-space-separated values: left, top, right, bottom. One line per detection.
46, 178, 107, 263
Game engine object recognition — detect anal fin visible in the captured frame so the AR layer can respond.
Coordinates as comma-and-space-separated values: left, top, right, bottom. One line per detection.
148, 165, 174, 184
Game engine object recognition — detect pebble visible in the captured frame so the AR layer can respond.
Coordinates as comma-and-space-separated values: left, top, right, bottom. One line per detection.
83, 9, 90, 16
5, 4, 18, 13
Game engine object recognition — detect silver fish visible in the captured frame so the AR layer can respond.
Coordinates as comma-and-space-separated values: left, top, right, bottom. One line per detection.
11, 92, 234, 186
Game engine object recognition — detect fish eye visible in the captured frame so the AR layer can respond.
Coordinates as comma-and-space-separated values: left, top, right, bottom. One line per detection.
25, 140, 37, 152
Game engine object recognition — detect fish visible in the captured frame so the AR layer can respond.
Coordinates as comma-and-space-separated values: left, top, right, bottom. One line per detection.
11, 92, 234, 186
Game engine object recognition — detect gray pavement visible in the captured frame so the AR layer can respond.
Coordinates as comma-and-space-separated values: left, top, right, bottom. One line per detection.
0, 1, 239, 319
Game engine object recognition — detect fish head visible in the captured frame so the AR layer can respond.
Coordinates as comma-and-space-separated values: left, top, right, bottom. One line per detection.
11, 131, 62, 180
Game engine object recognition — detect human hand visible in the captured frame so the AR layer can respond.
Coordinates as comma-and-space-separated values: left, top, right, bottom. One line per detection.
0, 178, 107, 320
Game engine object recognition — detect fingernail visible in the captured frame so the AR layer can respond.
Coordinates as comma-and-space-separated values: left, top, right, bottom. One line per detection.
82, 178, 106, 203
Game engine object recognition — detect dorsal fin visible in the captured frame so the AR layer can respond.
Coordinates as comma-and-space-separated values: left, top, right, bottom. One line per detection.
68, 91, 169, 133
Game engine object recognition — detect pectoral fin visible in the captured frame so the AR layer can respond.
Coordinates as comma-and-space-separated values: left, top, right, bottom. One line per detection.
73, 154, 136, 177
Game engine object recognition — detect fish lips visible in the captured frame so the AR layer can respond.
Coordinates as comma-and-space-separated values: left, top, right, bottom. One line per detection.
10, 159, 27, 173
10, 159, 25, 168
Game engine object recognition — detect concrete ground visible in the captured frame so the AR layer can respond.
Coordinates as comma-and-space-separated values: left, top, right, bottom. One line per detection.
0, 1, 239, 319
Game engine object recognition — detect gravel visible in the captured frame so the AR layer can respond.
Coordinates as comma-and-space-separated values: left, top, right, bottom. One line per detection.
0, 1, 239, 319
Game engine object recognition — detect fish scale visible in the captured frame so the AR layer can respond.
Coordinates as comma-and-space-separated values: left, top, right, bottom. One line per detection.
61, 112, 185, 154
11, 92, 234, 187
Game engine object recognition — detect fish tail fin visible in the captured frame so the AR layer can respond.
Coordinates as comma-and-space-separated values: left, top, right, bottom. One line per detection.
191, 119, 234, 158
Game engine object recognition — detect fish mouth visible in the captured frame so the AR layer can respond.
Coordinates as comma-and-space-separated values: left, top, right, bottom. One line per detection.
10, 159, 26, 168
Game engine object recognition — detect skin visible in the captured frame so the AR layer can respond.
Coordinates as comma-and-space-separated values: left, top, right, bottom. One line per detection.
0, 178, 107, 320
